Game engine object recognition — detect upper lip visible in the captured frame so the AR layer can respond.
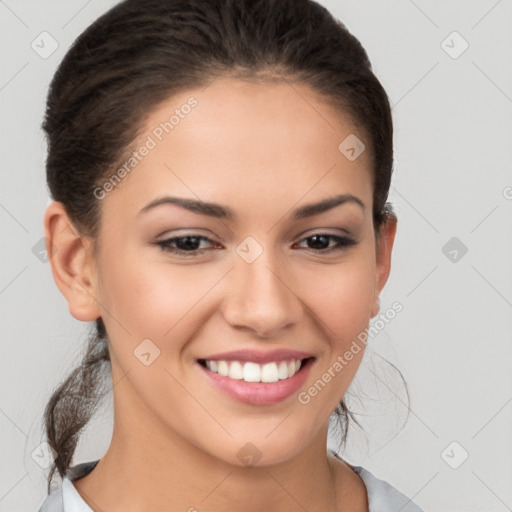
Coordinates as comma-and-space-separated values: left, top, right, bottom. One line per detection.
199, 349, 314, 364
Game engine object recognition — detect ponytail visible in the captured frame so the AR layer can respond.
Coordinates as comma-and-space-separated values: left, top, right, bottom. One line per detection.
43, 318, 111, 493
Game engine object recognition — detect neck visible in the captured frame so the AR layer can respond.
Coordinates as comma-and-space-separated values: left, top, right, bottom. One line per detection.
72, 371, 365, 512
77, 428, 342, 512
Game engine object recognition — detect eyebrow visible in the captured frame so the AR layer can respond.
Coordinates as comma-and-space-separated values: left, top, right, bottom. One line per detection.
138, 193, 365, 220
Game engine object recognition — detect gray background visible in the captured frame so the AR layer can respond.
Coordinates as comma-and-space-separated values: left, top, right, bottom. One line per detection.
1, 1, 511, 510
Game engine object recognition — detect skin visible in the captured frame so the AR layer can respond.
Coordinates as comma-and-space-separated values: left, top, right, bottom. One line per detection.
45, 76, 396, 512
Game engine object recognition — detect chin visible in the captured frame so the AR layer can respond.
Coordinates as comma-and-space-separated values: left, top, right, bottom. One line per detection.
199, 429, 313, 469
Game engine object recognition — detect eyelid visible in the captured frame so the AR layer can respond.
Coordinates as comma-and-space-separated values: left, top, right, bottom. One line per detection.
299, 226, 353, 238
155, 227, 353, 245
155, 227, 224, 240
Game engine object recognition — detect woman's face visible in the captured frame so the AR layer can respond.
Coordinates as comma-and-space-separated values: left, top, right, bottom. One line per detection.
80, 77, 395, 466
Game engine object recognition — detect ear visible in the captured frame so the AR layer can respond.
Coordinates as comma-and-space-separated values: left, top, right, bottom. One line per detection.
370, 213, 397, 318
43, 201, 101, 322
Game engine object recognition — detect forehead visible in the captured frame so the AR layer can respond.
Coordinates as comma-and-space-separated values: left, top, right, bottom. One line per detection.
100, 77, 373, 222
148, 76, 370, 163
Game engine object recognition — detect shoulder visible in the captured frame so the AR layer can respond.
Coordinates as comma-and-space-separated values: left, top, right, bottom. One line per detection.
37, 461, 99, 512
37, 487, 63, 512
350, 464, 425, 512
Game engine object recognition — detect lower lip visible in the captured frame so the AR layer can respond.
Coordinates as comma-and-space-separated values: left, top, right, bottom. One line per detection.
198, 359, 314, 406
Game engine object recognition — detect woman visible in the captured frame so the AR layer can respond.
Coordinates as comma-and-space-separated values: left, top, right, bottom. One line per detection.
38, 0, 423, 510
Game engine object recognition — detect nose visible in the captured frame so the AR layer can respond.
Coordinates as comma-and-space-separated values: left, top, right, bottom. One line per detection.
221, 248, 304, 338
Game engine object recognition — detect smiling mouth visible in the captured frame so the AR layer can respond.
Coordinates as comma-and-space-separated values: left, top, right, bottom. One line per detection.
198, 357, 314, 383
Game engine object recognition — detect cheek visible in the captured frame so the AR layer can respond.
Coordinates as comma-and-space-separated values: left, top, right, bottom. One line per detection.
96, 242, 220, 354
305, 251, 376, 340
303, 248, 376, 384
95, 246, 215, 407
289, 252, 377, 432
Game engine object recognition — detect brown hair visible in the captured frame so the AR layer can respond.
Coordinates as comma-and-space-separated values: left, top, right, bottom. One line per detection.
42, 0, 402, 493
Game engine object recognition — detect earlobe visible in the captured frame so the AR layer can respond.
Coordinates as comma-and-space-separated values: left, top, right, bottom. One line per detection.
44, 201, 101, 322
370, 214, 397, 318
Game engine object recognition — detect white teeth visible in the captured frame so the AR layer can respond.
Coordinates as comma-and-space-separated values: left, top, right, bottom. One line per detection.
204, 358, 304, 383
243, 362, 261, 382
217, 360, 229, 377
228, 361, 243, 380
278, 361, 289, 379
261, 362, 279, 383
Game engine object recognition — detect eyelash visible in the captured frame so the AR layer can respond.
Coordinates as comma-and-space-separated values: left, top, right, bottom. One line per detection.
155, 233, 357, 257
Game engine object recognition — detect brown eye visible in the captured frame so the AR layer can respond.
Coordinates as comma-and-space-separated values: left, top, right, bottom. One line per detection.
296, 234, 357, 253
156, 235, 216, 255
